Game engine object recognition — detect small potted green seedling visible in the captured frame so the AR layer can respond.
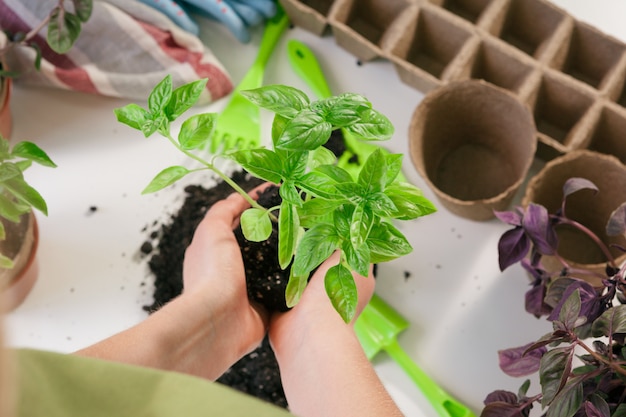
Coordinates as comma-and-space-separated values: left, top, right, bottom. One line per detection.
0, 0, 93, 137
115, 74, 436, 322
0, 135, 56, 311
482, 177, 626, 417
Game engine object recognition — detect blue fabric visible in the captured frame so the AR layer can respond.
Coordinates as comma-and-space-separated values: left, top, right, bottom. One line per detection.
138, 0, 278, 43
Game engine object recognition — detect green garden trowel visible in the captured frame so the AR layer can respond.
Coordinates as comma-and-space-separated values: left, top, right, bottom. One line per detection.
354, 294, 477, 417
286, 39, 406, 182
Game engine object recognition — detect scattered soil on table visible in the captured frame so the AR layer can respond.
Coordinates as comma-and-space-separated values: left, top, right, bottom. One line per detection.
139, 133, 348, 409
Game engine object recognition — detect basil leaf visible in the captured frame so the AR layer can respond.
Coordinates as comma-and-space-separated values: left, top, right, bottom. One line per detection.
229, 149, 283, 184
178, 113, 216, 150
166, 79, 208, 120
11, 141, 57, 167
241, 208, 272, 242
147, 75, 173, 115
275, 110, 331, 151
47, 8, 82, 53
278, 201, 299, 269
142, 166, 190, 194
292, 224, 339, 277
114, 104, 150, 133
241, 85, 309, 118
324, 263, 357, 323
285, 269, 308, 308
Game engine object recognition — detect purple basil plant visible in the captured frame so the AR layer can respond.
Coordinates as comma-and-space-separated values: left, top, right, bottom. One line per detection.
481, 178, 626, 417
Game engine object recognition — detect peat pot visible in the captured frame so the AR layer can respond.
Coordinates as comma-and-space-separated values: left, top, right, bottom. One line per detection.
0, 212, 39, 312
409, 80, 537, 221
522, 150, 626, 285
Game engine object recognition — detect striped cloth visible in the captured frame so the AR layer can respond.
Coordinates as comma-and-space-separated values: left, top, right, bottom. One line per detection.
0, 0, 233, 104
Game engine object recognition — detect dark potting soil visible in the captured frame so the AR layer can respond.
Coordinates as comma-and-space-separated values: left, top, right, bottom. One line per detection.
139, 132, 348, 409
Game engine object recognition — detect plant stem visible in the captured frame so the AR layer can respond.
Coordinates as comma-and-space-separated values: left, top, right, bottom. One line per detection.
577, 339, 626, 377
556, 216, 618, 268
164, 134, 275, 218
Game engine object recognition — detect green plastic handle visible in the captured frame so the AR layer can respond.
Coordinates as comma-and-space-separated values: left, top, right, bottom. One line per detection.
286, 39, 333, 99
251, 6, 290, 71
385, 340, 477, 417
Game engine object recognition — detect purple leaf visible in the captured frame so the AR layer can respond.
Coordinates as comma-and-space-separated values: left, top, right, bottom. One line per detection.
522, 203, 557, 256
606, 202, 626, 237
584, 398, 610, 417
525, 283, 551, 318
498, 227, 530, 271
484, 390, 518, 405
498, 343, 547, 377
480, 402, 525, 417
547, 280, 604, 325
495, 209, 523, 226
562, 177, 598, 199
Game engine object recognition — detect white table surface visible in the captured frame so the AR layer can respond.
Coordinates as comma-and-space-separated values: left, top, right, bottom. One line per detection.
5, 1, 626, 416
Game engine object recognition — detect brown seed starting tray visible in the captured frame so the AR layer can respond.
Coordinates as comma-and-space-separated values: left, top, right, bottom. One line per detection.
279, 0, 626, 163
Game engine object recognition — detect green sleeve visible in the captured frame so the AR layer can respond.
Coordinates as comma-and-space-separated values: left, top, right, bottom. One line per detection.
13, 348, 293, 417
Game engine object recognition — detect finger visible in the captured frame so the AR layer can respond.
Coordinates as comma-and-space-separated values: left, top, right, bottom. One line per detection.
201, 192, 251, 231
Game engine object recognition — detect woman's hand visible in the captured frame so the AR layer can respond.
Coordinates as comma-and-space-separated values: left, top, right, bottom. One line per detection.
267, 255, 402, 417
77, 187, 269, 381
182, 189, 269, 366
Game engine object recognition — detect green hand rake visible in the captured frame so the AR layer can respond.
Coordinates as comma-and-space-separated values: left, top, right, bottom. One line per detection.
355, 294, 477, 417
208, 7, 289, 153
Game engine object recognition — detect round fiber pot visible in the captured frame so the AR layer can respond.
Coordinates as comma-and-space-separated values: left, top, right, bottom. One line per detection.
522, 150, 626, 285
0, 212, 39, 312
409, 80, 536, 221
0, 77, 12, 139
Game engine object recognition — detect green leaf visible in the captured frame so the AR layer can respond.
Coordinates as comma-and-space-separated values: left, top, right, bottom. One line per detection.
240, 208, 272, 242
0, 137, 10, 159
141, 115, 167, 138
142, 166, 190, 194
281, 150, 308, 180
540, 347, 573, 406
324, 263, 358, 323
165, 79, 207, 120
591, 304, 626, 337
292, 224, 339, 277
350, 203, 373, 249
315, 164, 354, 184
297, 171, 341, 200
366, 192, 397, 217
384, 153, 403, 185
367, 222, 413, 263
72, 0, 93, 22
114, 104, 151, 133
278, 201, 299, 270
309, 146, 336, 169
229, 149, 283, 184
0, 252, 14, 269
559, 289, 582, 330
342, 239, 370, 277
385, 183, 437, 220
241, 85, 310, 119
275, 110, 332, 151
12, 142, 57, 167
279, 181, 302, 206
285, 269, 308, 308
271, 114, 289, 146
4, 177, 47, 215
148, 75, 173, 115
614, 404, 626, 417
0, 163, 22, 183
297, 198, 340, 228
545, 378, 583, 417
358, 149, 386, 193
346, 108, 394, 141
47, 8, 82, 54
178, 113, 216, 150
0, 193, 30, 223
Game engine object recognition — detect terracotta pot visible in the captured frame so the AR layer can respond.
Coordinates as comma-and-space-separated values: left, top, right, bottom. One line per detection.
0, 77, 12, 139
409, 79, 537, 221
522, 150, 626, 285
0, 212, 39, 312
